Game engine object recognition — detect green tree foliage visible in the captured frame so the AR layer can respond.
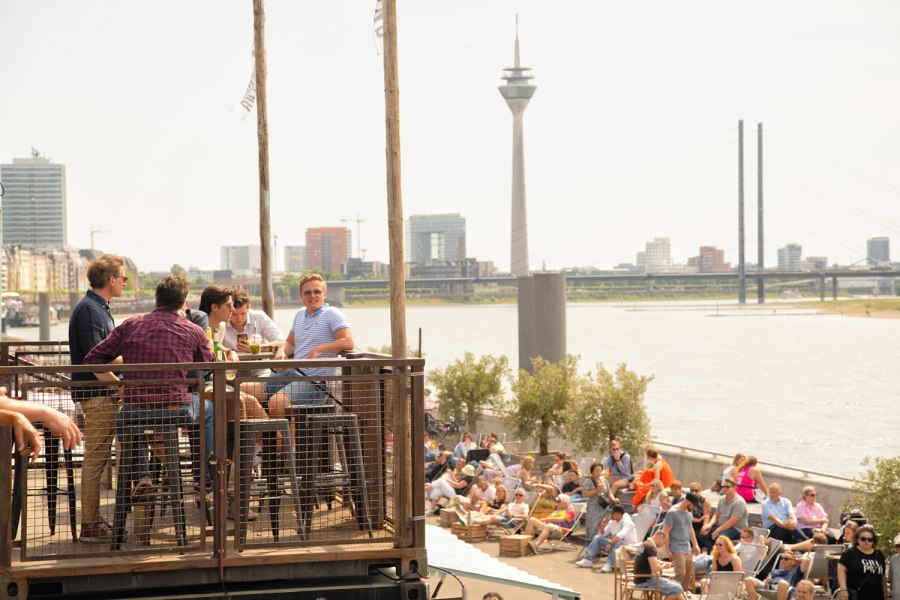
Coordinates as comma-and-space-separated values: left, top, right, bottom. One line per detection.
171, 264, 185, 276
846, 456, 900, 554
566, 362, 653, 459
505, 354, 580, 455
428, 353, 508, 432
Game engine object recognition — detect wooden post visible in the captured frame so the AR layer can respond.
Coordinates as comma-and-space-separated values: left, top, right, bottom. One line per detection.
382, 0, 406, 359
253, 0, 275, 317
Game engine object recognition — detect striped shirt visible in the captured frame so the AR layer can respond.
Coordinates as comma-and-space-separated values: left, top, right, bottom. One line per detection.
290, 304, 350, 377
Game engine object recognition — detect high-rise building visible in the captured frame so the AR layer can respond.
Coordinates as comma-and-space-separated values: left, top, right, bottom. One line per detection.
220, 245, 261, 273
284, 245, 306, 272
777, 243, 802, 271
866, 237, 890, 267
1, 149, 67, 245
498, 23, 536, 277
688, 246, 731, 273
404, 214, 466, 264
636, 237, 673, 273
305, 227, 351, 274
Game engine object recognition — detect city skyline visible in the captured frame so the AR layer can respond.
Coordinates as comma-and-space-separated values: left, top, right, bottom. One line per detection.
2, 2, 899, 273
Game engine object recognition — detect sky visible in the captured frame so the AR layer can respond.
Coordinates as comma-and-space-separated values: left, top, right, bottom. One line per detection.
2, 1, 899, 273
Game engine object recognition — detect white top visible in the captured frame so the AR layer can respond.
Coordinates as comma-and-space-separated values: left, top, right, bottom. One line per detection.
603, 512, 638, 545
222, 308, 285, 350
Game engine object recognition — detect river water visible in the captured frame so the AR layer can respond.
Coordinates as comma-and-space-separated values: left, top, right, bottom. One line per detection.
8, 300, 897, 478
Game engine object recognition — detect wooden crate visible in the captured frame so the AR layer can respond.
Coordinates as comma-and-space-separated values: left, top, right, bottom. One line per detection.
451, 523, 488, 542
440, 508, 457, 528
499, 534, 532, 557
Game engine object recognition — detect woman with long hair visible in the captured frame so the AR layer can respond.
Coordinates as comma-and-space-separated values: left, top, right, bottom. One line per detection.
734, 456, 768, 502
701, 535, 743, 594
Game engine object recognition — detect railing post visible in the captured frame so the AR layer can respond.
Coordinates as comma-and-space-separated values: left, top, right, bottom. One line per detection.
1, 427, 12, 569
410, 364, 425, 549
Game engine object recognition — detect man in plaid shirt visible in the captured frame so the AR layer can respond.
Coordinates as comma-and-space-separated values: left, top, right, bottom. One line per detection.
85, 275, 215, 496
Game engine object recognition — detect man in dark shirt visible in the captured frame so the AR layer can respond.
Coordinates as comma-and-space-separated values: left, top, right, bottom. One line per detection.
85, 275, 215, 497
68, 254, 127, 542
633, 529, 684, 600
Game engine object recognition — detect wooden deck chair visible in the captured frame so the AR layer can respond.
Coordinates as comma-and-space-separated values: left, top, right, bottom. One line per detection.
632, 505, 663, 543
540, 502, 587, 552
738, 542, 768, 577
692, 571, 744, 600
616, 546, 666, 600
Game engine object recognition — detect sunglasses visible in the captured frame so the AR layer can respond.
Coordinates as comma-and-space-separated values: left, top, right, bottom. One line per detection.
302, 289, 324, 296
781, 556, 796, 561
721, 485, 733, 489
807, 493, 817, 497
858, 537, 874, 543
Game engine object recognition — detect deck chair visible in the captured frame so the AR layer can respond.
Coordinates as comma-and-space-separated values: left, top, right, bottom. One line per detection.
756, 538, 784, 579
692, 571, 744, 600
487, 452, 507, 476
539, 502, 587, 552
501, 476, 522, 491
738, 542, 768, 576
488, 489, 539, 538
751, 526, 771, 542
578, 456, 597, 475
631, 505, 663, 543
758, 553, 820, 600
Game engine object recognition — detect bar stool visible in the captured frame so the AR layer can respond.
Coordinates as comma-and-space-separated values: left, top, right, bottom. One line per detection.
110, 410, 192, 550
234, 418, 303, 544
42, 427, 77, 541
287, 404, 373, 535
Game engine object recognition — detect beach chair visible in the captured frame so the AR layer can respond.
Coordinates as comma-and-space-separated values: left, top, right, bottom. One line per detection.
751, 526, 771, 542
738, 542, 768, 576
488, 490, 539, 538
631, 505, 663, 543
691, 571, 744, 600
758, 553, 822, 600
487, 452, 507, 476
756, 538, 784, 579
578, 456, 597, 475
501, 476, 522, 491
539, 502, 587, 552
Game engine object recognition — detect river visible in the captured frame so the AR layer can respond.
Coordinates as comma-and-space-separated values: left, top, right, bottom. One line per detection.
6, 299, 897, 478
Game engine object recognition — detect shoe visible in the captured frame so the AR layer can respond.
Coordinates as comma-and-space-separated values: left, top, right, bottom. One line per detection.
528, 541, 539, 554
600, 563, 613, 573
455, 505, 468, 524
132, 476, 154, 504
79, 518, 112, 543
575, 558, 593, 568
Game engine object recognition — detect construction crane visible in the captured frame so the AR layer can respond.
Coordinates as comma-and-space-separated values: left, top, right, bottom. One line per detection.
90, 225, 114, 251
340, 214, 368, 260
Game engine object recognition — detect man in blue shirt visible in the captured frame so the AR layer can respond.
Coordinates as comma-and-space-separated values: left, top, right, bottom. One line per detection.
68, 254, 127, 543
762, 482, 808, 544
267, 274, 355, 417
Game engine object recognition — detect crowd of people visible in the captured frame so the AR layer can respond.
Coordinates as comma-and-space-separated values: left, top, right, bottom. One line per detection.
424, 434, 900, 600
8, 254, 355, 544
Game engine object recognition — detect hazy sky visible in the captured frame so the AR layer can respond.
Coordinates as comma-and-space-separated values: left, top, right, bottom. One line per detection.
2, 1, 899, 273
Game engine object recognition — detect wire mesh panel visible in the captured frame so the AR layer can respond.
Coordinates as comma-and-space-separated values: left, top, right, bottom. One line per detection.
232, 368, 401, 550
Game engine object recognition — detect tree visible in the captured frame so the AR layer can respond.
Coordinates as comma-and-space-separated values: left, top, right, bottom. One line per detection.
171, 264, 185, 276
566, 362, 653, 459
428, 353, 508, 432
846, 456, 900, 554
504, 354, 580, 455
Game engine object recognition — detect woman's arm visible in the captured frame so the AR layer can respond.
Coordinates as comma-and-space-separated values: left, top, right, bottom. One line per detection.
753, 468, 769, 495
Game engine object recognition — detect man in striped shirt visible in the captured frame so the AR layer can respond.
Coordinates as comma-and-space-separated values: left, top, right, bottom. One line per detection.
267, 274, 354, 417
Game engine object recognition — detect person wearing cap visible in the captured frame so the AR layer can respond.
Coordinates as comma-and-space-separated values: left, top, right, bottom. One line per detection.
662, 493, 703, 591
745, 550, 810, 600
576, 503, 637, 571
890, 533, 900, 600
426, 458, 475, 514
524, 494, 576, 553
761, 482, 808, 544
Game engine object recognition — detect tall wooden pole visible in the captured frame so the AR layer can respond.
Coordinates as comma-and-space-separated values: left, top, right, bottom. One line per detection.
253, 0, 275, 317
383, 0, 407, 358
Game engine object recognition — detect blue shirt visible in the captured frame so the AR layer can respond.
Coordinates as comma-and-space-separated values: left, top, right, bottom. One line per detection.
761, 497, 793, 529
68, 289, 116, 400
290, 304, 350, 378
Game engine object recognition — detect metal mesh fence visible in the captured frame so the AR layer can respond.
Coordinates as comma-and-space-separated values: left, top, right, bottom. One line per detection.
2, 346, 422, 565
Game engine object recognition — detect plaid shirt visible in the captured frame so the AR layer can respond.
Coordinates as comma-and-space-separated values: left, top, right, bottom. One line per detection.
84, 308, 214, 405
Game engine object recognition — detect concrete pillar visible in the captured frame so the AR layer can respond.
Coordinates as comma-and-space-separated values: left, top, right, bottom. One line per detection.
518, 272, 566, 373
39, 293, 51, 341
329, 285, 346, 306
819, 276, 825, 301
832, 277, 838, 301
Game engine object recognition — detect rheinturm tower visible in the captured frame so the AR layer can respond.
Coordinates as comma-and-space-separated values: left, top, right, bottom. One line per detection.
498, 21, 536, 277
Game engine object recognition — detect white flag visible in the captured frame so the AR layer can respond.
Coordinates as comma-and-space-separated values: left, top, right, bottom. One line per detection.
231, 67, 257, 120
373, 0, 384, 55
